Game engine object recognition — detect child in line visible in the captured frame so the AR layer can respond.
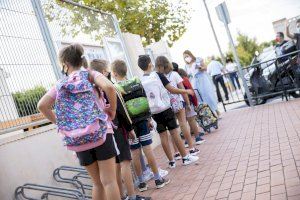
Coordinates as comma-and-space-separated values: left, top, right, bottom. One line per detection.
90, 59, 151, 200
173, 63, 206, 144
138, 55, 199, 168
156, 56, 200, 160
177, 68, 206, 142
38, 44, 120, 200
111, 60, 170, 192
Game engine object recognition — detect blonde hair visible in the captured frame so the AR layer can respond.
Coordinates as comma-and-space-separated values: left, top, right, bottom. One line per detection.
111, 59, 127, 77
90, 59, 108, 72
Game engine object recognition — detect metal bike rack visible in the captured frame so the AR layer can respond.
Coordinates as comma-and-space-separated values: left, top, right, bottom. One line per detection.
15, 183, 86, 200
53, 166, 92, 195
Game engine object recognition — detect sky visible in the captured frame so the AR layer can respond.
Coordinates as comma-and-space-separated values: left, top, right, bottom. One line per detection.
170, 0, 300, 66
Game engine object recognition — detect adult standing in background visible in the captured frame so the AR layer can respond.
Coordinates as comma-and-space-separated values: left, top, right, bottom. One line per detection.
183, 50, 218, 116
207, 56, 229, 102
287, 19, 300, 64
225, 57, 241, 91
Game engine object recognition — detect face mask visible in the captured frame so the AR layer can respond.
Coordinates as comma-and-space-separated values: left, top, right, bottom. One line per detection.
61, 64, 69, 76
297, 27, 300, 33
185, 56, 192, 64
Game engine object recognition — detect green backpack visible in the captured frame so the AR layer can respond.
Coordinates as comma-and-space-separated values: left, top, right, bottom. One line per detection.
115, 77, 150, 118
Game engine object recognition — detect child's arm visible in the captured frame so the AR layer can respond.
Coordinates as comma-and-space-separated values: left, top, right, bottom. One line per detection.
165, 84, 194, 96
37, 95, 56, 124
177, 82, 191, 107
93, 73, 117, 119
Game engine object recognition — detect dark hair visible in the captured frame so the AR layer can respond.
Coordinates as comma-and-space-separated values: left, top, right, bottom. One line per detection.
90, 59, 108, 72
183, 50, 196, 64
138, 55, 151, 71
58, 43, 84, 68
155, 56, 172, 74
226, 57, 233, 63
297, 19, 300, 24
277, 32, 284, 38
111, 59, 127, 77
172, 62, 179, 72
178, 68, 188, 78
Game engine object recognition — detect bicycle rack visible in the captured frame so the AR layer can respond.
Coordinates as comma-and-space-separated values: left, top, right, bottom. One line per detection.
15, 183, 87, 200
53, 166, 92, 195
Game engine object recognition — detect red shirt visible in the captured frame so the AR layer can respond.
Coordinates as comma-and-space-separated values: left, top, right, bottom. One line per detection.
182, 77, 198, 107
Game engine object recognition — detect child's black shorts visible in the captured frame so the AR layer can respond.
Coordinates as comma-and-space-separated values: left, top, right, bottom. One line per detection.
114, 128, 132, 163
152, 108, 179, 133
76, 134, 118, 166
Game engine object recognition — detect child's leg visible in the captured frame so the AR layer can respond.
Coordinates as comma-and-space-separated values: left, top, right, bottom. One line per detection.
169, 128, 188, 157
176, 108, 194, 149
171, 135, 179, 153
159, 131, 174, 161
187, 116, 201, 137
142, 145, 159, 175
140, 154, 148, 172
120, 160, 135, 197
131, 148, 143, 181
116, 163, 124, 198
85, 162, 106, 200
98, 157, 120, 200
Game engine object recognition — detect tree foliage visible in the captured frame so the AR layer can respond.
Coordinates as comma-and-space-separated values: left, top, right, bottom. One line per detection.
44, 0, 191, 46
212, 33, 276, 67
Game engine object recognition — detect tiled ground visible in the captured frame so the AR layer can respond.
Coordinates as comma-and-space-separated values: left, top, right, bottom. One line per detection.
138, 99, 300, 200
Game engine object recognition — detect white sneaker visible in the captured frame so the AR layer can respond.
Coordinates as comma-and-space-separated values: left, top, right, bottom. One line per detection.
159, 168, 169, 177
168, 161, 176, 169
182, 154, 199, 166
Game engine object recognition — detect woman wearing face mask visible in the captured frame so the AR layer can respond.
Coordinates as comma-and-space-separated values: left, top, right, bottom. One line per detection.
183, 50, 218, 116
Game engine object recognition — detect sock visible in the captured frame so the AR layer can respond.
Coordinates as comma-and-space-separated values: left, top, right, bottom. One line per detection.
169, 159, 175, 163
182, 155, 189, 160
140, 155, 148, 172
129, 195, 136, 200
154, 172, 162, 181
189, 148, 195, 151
138, 175, 144, 183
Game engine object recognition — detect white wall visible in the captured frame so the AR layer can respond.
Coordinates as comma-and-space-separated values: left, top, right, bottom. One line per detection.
146, 40, 173, 62
122, 33, 145, 77
0, 68, 19, 122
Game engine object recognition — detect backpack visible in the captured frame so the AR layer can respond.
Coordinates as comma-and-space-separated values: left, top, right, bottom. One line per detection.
115, 77, 150, 122
140, 72, 170, 114
166, 72, 184, 113
55, 70, 108, 149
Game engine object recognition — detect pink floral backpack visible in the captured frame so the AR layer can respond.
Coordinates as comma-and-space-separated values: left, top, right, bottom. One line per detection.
55, 70, 108, 151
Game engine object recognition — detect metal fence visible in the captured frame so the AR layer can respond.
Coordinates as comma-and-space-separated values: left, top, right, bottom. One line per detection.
218, 49, 300, 111
0, 0, 130, 134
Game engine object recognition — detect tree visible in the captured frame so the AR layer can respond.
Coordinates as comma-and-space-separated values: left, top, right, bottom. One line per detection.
44, 0, 191, 46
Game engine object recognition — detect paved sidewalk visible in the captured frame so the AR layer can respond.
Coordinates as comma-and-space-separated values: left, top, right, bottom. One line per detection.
139, 99, 300, 200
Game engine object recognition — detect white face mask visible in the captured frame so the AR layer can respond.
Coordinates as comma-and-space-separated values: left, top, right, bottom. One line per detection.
297, 27, 300, 33
185, 56, 192, 64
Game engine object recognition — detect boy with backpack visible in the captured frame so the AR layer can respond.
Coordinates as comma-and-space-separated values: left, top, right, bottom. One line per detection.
137, 55, 199, 168
111, 59, 170, 192
90, 59, 151, 200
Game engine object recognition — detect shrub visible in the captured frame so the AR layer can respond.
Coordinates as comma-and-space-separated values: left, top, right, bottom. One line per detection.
12, 86, 47, 117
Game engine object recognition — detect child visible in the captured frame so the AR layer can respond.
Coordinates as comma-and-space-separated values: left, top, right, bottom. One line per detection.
177, 68, 206, 144
156, 56, 200, 160
37, 44, 120, 200
138, 55, 199, 168
111, 60, 170, 192
90, 59, 151, 200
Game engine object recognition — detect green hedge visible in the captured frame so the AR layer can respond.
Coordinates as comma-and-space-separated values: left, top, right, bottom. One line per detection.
12, 86, 47, 117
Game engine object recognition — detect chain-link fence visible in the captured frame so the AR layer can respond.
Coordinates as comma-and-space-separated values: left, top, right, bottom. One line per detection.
0, 0, 131, 134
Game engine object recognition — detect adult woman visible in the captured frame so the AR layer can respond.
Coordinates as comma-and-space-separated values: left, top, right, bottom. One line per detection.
183, 50, 218, 115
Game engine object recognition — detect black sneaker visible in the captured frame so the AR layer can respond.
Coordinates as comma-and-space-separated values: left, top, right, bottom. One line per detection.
155, 178, 171, 189
168, 161, 176, 169
136, 195, 152, 200
189, 148, 200, 156
138, 182, 148, 192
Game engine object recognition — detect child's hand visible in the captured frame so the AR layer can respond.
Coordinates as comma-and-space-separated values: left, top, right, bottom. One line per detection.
147, 119, 154, 131
128, 130, 136, 140
187, 89, 195, 96
104, 104, 116, 120
186, 104, 192, 112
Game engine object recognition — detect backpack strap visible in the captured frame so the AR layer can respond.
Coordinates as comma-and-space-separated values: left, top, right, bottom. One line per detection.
114, 85, 132, 125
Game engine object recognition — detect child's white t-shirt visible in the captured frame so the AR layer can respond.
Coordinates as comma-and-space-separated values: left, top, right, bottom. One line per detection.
165, 71, 184, 102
